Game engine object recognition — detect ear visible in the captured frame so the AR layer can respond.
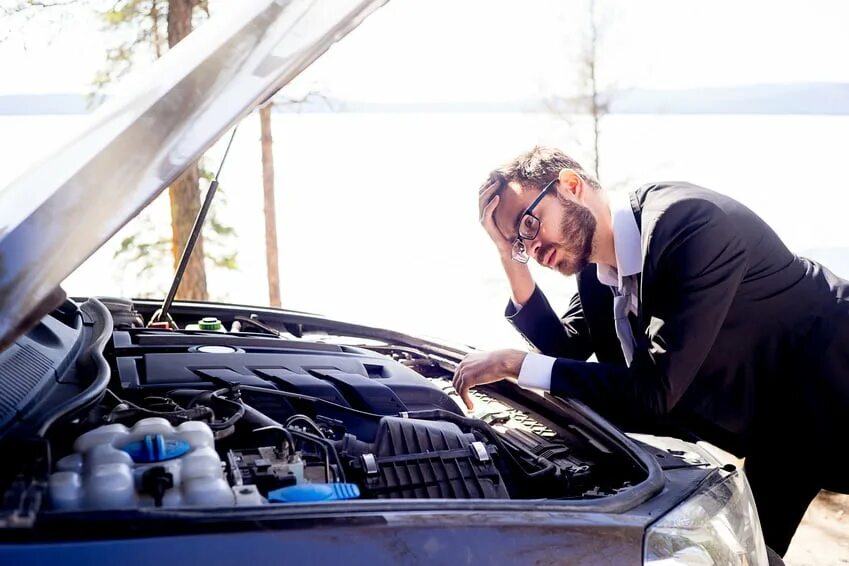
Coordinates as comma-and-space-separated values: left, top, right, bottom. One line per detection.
557, 168, 583, 199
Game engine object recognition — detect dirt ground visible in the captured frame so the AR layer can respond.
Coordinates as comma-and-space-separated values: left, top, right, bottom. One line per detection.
784, 491, 849, 565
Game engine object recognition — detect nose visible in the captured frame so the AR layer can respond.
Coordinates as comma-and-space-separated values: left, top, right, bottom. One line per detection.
528, 236, 544, 262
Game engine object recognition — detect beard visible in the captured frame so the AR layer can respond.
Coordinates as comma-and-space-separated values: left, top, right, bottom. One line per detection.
539, 197, 596, 276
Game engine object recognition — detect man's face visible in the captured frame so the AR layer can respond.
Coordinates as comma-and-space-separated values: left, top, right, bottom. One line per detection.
492, 180, 597, 276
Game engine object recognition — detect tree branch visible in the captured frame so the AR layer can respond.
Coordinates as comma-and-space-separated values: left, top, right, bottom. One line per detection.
10, 0, 80, 10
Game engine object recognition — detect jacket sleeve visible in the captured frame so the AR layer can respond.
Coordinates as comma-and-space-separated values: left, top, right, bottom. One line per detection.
505, 284, 594, 360
547, 200, 748, 419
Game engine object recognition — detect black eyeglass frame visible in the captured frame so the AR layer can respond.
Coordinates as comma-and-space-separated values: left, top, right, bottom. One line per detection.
511, 177, 558, 264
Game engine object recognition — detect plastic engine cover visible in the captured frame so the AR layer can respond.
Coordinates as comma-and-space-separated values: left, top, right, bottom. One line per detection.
49, 417, 263, 510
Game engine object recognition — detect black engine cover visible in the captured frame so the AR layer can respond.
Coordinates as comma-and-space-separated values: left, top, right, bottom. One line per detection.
112, 329, 462, 417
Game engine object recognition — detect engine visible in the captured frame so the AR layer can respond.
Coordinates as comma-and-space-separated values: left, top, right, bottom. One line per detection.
39, 318, 642, 511
49, 414, 510, 510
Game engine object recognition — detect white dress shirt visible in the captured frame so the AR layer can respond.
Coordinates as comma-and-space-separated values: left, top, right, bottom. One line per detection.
516, 191, 643, 391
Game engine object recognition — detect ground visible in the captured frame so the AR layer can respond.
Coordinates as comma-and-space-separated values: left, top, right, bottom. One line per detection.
785, 491, 849, 565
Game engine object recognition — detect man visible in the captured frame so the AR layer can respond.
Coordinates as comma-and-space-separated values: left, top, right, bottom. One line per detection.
453, 146, 849, 556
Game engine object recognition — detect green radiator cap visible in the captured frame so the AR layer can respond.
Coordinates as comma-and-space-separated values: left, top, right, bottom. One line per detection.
198, 317, 223, 330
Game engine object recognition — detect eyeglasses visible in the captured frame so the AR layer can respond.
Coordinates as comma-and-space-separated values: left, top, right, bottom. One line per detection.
511, 177, 558, 264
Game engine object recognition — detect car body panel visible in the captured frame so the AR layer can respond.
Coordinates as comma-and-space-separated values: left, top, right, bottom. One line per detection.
1, 511, 647, 565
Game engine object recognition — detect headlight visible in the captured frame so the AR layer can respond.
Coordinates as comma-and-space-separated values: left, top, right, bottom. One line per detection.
644, 467, 768, 565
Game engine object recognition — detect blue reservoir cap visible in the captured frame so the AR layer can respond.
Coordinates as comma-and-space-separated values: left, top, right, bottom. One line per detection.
267, 483, 360, 503
120, 434, 191, 463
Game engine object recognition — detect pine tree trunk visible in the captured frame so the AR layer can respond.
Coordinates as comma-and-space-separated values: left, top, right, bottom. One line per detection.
168, 165, 208, 299
167, 0, 193, 47
260, 104, 281, 307
166, 0, 208, 300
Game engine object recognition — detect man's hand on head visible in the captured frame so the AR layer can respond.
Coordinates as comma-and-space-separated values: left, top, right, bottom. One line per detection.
479, 180, 514, 258
452, 349, 527, 410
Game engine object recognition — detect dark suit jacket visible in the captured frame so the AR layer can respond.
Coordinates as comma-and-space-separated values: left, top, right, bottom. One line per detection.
506, 182, 849, 464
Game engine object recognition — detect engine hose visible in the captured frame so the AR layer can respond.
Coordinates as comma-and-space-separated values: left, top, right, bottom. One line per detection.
287, 428, 347, 483
244, 408, 346, 484
237, 385, 386, 421
208, 388, 246, 431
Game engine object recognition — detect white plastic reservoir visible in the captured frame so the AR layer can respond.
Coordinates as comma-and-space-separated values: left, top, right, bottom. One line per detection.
48, 417, 263, 510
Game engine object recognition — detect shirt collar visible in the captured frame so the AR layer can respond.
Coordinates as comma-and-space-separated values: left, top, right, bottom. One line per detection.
596, 191, 642, 289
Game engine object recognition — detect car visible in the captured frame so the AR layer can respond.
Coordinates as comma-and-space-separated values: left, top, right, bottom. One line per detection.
0, 0, 779, 564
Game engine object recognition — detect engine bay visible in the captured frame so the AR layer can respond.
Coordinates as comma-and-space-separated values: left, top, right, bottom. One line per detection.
2, 298, 648, 516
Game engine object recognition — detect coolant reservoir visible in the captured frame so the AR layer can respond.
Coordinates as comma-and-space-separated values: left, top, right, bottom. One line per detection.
184, 317, 226, 332
48, 417, 262, 510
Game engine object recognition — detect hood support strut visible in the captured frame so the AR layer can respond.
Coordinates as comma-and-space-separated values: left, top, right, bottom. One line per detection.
149, 126, 239, 328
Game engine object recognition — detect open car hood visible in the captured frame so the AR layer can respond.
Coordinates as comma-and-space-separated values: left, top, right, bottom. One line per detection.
0, 0, 388, 351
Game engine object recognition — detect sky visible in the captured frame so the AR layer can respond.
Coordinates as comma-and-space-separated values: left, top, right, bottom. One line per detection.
2, 0, 848, 101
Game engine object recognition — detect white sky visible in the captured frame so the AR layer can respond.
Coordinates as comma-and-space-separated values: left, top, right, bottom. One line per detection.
1, 0, 848, 100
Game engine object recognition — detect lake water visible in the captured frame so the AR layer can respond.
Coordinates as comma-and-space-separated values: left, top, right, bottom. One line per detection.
1, 112, 848, 350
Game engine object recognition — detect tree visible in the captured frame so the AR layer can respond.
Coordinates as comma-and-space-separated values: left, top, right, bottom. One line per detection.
12, 1, 326, 308
547, 0, 611, 183
259, 103, 281, 307
582, 0, 606, 180
93, 0, 227, 300
257, 90, 332, 308
164, 0, 208, 299
11, 0, 221, 300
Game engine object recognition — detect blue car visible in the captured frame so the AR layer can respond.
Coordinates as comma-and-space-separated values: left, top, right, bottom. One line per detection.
0, 1, 777, 564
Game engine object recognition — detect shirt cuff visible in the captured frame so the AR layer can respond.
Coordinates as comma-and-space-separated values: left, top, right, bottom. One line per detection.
510, 298, 523, 314
517, 353, 555, 391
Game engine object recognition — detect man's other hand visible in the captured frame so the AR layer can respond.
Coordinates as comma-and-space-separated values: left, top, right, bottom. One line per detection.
452, 349, 526, 410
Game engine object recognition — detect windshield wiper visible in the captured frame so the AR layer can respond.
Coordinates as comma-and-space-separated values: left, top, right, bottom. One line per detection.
148, 126, 239, 328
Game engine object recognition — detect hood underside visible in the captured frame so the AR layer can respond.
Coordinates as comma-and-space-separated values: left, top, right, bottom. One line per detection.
0, 0, 388, 351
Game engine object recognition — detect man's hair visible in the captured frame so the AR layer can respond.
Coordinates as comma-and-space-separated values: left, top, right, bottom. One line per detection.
480, 146, 601, 196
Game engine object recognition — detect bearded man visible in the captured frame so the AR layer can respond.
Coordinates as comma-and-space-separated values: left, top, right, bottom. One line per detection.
453, 146, 849, 557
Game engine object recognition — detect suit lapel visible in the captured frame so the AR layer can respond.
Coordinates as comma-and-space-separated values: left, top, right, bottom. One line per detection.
629, 188, 647, 332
